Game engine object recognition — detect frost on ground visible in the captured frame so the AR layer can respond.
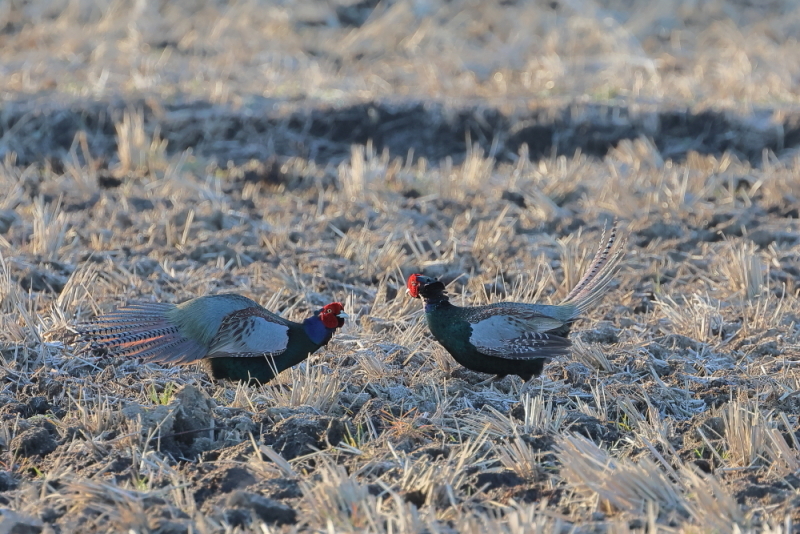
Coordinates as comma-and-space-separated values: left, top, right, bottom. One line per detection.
3, 1, 800, 533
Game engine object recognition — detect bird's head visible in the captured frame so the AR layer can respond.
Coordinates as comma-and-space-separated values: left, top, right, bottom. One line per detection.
319, 302, 348, 329
406, 274, 446, 299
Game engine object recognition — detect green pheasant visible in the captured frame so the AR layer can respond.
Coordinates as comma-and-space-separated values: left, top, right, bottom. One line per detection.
407, 222, 625, 380
76, 294, 347, 384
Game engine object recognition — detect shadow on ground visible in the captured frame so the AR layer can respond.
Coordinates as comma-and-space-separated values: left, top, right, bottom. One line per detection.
2, 98, 799, 167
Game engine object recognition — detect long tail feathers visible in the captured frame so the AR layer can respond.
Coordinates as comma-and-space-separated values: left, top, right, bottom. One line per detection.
562, 220, 626, 316
75, 303, 208, 365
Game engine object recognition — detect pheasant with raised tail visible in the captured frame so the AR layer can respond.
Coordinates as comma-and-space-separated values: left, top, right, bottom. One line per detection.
407, 221, 625, 380
75, 294, 347, 384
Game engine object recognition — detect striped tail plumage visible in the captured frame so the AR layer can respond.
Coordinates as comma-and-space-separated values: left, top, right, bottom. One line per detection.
561, 220, 626, 315
75, 303, 208, 364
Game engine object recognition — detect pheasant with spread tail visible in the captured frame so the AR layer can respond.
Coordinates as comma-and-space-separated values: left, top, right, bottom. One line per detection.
407, 222, 625, 380
75, 294, 347, 384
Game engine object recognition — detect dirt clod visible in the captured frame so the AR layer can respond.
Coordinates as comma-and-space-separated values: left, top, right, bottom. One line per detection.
579, 324, 619, 344
696, 416, 726, 440
565, 413, 620, 445
171, 385, 216, 458
0, 211, 16, 234
0, 509, 43, 534
224, 491, 297, 526
193, 466, 258, 506
263, 415, 344, 460
15, 268, 66, 294
638, 222, 684, 245
10, 428, 57, 458
475, 470, 525, 490
25, 397, 50, 416
121, 385, 215, 459
0, 472, 17, 492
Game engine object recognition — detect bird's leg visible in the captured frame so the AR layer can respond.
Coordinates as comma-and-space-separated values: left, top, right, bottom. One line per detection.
518, 376, 541, 394
474, 374, 504, 387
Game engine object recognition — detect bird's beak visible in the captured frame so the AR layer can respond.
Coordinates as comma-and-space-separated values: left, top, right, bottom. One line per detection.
405, 287, 410, 295
337, 312, 349, 318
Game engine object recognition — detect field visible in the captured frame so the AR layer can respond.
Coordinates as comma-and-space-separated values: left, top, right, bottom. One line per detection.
3, 0, 800, 532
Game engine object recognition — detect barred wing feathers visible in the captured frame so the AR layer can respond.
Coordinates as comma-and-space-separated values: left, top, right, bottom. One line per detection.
474, 331, 572, 360
466, 304, 572, 361
206, 308, 290, 359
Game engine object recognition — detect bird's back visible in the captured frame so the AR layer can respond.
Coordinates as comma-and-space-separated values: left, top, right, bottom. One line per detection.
458, 301, 573, 322
168, 294, 284, 347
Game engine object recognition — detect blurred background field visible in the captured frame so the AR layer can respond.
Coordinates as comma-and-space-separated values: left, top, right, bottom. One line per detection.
2, 1, 800, 533
3, 0, 800, 167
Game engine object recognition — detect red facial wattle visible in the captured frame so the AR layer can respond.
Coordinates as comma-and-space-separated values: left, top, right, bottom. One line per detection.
320, 302, 346, 328
407, 274, 423, 298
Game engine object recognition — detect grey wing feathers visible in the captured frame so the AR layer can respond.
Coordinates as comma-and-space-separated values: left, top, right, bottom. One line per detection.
478, 331, 572, 360
76, 303, 208, 365
466, 303, 567, 332
206, 310, 290, 359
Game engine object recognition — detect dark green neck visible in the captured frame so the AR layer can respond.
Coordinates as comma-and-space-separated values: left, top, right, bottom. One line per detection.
421, 297, 474, 356
421, 286, 451, 312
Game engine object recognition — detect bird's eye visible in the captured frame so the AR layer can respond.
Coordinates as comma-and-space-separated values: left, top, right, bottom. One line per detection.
411, 281, 418, 286
326, 309, 333, 313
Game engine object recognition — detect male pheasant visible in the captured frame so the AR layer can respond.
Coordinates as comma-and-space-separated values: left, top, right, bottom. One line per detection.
75, 294, 347, 384
407, 222, 625, 380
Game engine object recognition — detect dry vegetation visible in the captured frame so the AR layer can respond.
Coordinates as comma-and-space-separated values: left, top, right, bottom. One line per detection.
3, 0, 800, 533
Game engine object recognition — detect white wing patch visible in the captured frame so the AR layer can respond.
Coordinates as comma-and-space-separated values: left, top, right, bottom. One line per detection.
209, 315, 289, 357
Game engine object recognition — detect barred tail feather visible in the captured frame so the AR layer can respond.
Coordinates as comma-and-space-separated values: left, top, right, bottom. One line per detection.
562, 220, 626, 315
76, 304, 208, 365
126, 336, 208, 364
84, 303, 175, 325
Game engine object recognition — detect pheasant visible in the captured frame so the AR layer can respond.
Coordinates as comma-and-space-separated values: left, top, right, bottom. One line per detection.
407, 222, 625, 380
75, 294, 347, 384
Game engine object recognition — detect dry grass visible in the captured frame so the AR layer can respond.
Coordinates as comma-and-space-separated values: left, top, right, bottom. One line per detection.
2, 1, 800, 533
2, 129, 799, 531
3, 0, 800, 109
